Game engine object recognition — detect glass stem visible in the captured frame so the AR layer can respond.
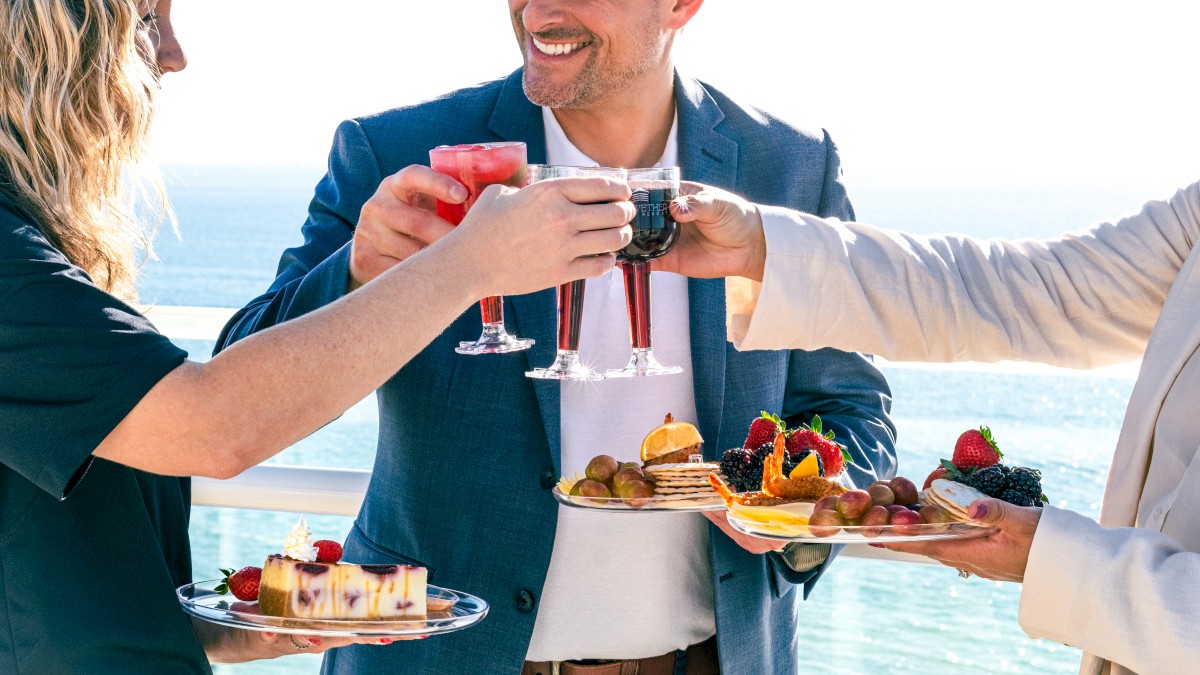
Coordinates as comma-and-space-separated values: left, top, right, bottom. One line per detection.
621, 261, 652, 350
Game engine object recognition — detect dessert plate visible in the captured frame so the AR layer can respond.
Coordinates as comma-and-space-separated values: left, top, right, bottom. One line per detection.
551, 485, 725, 513
178, 581, 488, 637
726, 514, 997, 544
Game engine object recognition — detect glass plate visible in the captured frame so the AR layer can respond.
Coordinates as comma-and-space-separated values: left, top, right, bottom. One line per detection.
178, 580, 488, 637
726, 514, 998, 543
551, 485, 725, 513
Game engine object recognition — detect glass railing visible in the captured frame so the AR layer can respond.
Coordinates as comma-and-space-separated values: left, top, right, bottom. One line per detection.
155, 306, 1127, 674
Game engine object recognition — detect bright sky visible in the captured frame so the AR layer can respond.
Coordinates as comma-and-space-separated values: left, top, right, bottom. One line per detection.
157, 1, 1200, 189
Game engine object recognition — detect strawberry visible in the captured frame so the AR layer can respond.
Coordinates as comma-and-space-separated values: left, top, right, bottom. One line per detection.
216, 566, 261, 601
923, 459, 975, 490
923, 465, 951, 490
314, 539, 343, 564
951, 426, 1003, 470
788, 415, 852, 476
743, 411, 785, 449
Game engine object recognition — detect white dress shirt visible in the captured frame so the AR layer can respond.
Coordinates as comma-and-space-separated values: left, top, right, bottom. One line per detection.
524, 107, 716, 661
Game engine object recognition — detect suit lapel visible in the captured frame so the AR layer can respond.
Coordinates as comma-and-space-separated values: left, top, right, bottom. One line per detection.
676, 72, 739, 453
486, 70, 564, 469
1101, 250, 1200, 527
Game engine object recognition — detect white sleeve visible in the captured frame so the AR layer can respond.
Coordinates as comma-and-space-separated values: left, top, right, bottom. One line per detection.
1018, 506, 1200, 672
727, 182, 1200, 368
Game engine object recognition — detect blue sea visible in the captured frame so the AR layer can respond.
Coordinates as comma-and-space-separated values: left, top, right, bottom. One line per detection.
149, 165, 1167, 674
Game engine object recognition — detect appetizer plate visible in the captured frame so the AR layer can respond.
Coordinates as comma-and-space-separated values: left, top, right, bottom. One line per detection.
178, 581, 487, 637
726, 514, 997, 544
551, 485, 725, 513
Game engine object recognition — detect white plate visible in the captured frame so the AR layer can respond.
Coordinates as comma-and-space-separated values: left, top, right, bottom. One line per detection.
178, 580, 487, 637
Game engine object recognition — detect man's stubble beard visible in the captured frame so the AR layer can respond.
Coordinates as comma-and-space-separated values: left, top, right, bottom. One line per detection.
522, 21, 668, 110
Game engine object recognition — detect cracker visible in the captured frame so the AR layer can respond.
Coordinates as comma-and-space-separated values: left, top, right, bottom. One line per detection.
654, 486, 716, 495
645, 463, 719, 474
930, 479, 987, 511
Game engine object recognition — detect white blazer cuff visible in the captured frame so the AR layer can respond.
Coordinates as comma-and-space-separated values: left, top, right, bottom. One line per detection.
726, 206, 824, 351
1018, 506, 1102, 644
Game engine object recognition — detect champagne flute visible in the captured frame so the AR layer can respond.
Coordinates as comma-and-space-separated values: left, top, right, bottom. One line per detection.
429, 142, 534, 355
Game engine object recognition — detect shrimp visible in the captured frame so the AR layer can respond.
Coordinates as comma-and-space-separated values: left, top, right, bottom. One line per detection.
761, 433, 847, 501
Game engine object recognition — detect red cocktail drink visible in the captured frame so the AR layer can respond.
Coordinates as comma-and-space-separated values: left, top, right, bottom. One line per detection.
429, 142, 533, 355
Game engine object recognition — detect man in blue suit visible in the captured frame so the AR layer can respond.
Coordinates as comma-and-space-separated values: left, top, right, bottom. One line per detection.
216, 0, 895, 672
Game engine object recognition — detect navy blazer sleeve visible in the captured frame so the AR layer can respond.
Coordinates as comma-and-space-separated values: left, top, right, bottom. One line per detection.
214, 120, 383, 352
769, 130, 898, 592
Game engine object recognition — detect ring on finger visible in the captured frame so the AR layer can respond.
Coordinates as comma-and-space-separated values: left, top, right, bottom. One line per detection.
288, 634, 311, 650
956, 568, 972, 579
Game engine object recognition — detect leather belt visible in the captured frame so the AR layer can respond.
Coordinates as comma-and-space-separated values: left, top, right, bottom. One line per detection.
522, 635, 718, 675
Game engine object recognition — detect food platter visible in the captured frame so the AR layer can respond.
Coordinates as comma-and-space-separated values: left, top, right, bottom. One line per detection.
551, 485, 724, 512
177, 581, 488, 638
726, 513, 997, 544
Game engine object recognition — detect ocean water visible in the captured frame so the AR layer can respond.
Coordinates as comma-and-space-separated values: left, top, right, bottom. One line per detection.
151, 165, 1161, 674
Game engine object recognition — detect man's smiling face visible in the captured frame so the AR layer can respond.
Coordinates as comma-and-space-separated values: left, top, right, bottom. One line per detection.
510, 0, 670, 109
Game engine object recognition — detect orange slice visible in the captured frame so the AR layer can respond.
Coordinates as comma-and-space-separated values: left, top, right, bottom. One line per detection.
639, 414, 704, 462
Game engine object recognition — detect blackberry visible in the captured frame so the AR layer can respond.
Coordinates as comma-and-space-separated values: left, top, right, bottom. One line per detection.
1005, 467, 1043, 501
999, 489, 1036, 508
718, 447, 754, 492
965, 465, 1009, 497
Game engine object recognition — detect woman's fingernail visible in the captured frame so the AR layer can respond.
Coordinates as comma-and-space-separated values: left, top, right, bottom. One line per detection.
970, 503, 989, 520
379, 638, 393, 645
868, 543, 884, 548
264, 632, 276, 638
308, 637, 321, 647
674, 199, 691, 215
450, 185, 468, 201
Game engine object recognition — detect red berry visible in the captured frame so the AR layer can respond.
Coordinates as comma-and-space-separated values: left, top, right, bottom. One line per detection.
314, 539, 343, 564
788, 415, 850, 476
923, 466, 950, 490
951, 427, 1003, 470
217, 566, 261, 601
743, 412, 784, 449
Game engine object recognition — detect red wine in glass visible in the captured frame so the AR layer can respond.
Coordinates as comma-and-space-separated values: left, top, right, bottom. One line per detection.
429, 142, 534, 355
607, 167, 683, 378
525, 165, 626, 381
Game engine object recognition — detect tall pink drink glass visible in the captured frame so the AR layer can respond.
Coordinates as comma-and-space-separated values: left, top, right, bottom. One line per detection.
429, 142, 533, 355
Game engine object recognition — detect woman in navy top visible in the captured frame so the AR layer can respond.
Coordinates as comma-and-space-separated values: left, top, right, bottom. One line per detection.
0, 1, 633, 671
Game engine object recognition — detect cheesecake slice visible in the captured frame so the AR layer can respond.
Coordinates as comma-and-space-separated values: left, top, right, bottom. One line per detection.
258, 554, 427, 620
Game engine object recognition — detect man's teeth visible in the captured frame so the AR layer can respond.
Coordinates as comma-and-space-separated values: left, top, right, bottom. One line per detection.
532, 38, 588, 56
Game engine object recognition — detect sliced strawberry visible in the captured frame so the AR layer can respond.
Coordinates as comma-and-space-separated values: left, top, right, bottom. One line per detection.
743, 411, 785, 449
314, 539, 343, 564
217, 566, 262, 601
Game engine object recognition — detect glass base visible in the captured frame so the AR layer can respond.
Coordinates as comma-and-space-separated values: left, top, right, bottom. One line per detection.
455, 323, 534, 355
605, 348, 682, 378
525, 350, 603, 381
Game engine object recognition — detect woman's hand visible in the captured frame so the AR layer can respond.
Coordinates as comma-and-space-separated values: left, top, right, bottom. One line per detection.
652, 182, 767, 281
447, 176, 634, 298
880, 498, 1044, 582
195, 618, 417, 664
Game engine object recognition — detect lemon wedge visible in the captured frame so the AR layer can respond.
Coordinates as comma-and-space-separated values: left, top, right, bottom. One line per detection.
639, 413, 704, 462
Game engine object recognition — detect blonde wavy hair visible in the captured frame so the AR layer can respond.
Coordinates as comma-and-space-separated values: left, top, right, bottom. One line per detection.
0, 0, 167, 302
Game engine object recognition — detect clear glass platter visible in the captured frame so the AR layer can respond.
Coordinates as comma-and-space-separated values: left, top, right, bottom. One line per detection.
726, 514, 998, 544
551, 485, 725, 513
178, 580, 488, 637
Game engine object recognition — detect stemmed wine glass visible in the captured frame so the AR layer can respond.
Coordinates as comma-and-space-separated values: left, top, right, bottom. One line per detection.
524, 165, 628, 381
606, 167, 683, 378
429, 142, 535, 355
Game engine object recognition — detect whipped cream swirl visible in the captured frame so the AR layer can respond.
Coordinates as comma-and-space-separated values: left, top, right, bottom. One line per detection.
283, 514, 317, 561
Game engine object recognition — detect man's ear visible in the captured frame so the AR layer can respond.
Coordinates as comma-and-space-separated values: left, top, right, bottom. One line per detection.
665, 0, 704, 30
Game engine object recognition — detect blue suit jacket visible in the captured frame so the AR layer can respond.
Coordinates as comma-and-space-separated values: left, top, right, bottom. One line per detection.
216, 69, 896, 675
